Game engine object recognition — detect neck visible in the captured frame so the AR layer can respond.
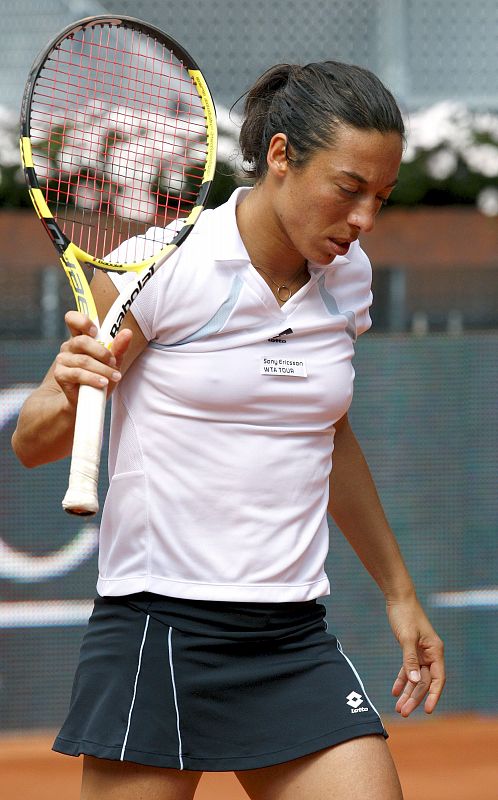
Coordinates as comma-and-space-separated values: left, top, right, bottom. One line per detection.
235, 186, 307, 282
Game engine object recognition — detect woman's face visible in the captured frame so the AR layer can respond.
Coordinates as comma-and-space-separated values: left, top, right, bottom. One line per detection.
267, 125, 403, 265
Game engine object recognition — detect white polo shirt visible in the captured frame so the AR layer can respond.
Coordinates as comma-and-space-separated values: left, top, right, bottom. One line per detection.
98, 188, 372, 601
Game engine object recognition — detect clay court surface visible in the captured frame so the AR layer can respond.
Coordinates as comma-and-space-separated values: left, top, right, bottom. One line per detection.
1, 715, 496, 799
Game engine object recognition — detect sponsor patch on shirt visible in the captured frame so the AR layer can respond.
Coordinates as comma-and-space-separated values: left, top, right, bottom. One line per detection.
260, 357, 307, 377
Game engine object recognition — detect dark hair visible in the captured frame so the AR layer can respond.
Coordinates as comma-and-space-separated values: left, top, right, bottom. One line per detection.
239, 61, 405, 181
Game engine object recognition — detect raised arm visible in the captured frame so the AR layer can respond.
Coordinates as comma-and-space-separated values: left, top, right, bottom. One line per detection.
328, 413, 445, 717
11, 271, 147, 467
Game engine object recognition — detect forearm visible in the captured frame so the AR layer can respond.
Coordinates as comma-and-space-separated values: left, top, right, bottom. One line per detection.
12, 378, 76, 467
12, 281, 142, 469
328, 414, 416, 602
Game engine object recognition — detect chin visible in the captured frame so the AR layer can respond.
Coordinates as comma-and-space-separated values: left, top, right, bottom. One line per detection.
310, 252, 336, 267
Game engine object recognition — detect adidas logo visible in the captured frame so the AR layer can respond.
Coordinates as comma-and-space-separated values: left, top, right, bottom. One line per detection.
268, 327, 293, 343
346, 691, 369, 713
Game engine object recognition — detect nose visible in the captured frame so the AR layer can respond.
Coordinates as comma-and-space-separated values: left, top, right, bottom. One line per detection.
347, 200, 377, 233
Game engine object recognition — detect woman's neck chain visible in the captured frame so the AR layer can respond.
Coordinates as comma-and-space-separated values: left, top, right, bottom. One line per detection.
254, 263, 309, 302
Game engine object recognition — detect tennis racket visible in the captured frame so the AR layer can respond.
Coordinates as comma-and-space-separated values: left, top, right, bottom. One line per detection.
20, 15, 217, 516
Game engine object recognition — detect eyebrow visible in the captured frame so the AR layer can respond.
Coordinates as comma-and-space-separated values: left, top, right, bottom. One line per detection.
339, 170, 398, 188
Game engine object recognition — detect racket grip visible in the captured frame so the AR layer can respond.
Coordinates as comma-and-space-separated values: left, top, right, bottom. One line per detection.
62, 384, 107, 516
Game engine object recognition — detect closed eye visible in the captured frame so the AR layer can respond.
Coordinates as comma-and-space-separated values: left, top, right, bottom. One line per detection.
338, 186, 358, 197
338, 185, 391, 209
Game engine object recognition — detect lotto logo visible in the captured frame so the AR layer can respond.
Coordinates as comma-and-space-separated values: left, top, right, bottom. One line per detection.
346, 691, 369, 713
346, 691, 363, 708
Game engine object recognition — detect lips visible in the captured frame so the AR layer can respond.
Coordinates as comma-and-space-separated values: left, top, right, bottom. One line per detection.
328, 238, 352, 257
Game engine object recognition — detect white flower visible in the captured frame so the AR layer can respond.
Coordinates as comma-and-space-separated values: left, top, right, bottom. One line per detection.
217, 134, 242, 168
404, 101, 472, 154
426, 149, 458, 180
401, 101, 498, 196
216, 105, 241, 137
0, 137, 19, 168
473, 113, 498, 141
101, 107, 149, 139
105, 137, 162, 185
0, 107, 20, 168
212, 106, 243, 172
401, 141, 417, 163
57, 123, 105, 175
70, 174, 109, 211
462, 144, 498, 177
477, 187, 498, 216
113, 185, 158, 222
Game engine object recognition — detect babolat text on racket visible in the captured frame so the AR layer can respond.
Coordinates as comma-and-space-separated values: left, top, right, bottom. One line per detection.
20, 15, 217, 515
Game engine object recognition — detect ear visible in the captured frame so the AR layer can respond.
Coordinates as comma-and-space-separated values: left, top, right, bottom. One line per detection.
266, 133, 289, 177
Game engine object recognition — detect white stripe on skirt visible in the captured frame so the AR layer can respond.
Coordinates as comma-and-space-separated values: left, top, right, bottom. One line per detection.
168, 626, 184, 769
120, 614, 150, 760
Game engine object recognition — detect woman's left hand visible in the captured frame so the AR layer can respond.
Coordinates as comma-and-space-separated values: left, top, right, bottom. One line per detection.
387, 596, 446, 717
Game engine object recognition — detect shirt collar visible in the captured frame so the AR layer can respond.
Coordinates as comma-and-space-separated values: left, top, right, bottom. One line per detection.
210, 187, 252, 264
209, 186, 350, 266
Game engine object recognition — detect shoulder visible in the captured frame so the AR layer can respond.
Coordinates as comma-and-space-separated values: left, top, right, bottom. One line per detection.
321, 240, 372, 300
320, 240, 373, 337
106, 203, 227, 295
105, 190, 250, 341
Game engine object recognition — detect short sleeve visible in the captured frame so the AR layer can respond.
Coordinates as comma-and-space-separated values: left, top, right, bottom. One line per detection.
103, 208, 235, 346
105, 221, 184, 340
323, 240, 373, 339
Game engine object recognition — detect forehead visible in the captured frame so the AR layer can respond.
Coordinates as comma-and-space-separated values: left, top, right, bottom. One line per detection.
315, 125, 403, 182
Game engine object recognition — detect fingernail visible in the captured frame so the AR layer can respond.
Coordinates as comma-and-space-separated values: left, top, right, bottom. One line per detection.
98, 377, 108, 386
89, 325, 98, 337
409, 670, 421, 682
111, 371, 121, 382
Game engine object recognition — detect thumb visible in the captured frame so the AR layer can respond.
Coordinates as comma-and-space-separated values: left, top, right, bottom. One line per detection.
110, 328, 133, 368
403, 650, 421, 683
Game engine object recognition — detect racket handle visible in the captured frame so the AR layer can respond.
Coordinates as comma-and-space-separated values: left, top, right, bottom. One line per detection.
62, 384, 107, 516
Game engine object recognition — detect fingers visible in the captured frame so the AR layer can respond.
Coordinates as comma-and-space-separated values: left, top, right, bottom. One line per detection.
55, 346, 121, 391
393, 665, 430, 717
63, 311, 133, 369
391, 648, 422, 711
391, 665, 408, 698
110, 327, 133, 369
55, 315, 133, 396
392, 657, 446, 717
423, 657, 446, 714
64, 310, 99, 339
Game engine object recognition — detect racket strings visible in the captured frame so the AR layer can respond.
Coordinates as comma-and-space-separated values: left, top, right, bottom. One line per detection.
28, 22, 209, 264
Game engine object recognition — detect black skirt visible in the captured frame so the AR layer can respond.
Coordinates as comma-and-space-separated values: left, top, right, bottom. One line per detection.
53, 593, 386, 771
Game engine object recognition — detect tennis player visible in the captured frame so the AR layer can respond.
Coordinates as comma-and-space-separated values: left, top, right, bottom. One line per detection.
13, 61, 445, 800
